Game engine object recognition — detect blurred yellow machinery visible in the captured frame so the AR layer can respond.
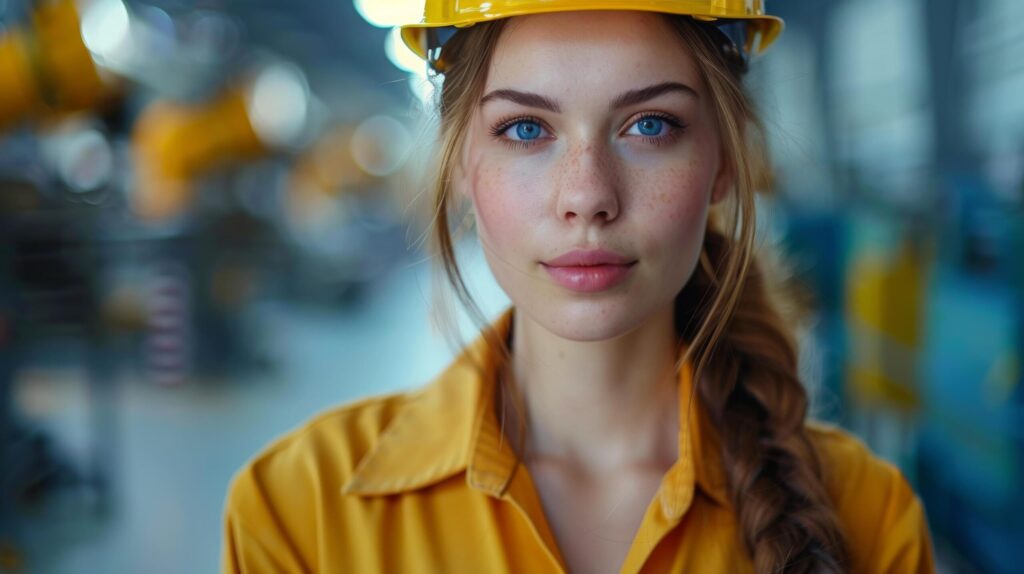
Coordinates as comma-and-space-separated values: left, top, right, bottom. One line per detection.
131, 89, 267, 220
0, 0, 110, 130
0, 0, 318, 221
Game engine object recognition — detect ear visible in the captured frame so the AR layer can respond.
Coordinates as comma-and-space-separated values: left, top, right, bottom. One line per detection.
451, 155, 471, 204
710, 155, 734, 205
450, 159, 477, 233
449, 129, 481, 201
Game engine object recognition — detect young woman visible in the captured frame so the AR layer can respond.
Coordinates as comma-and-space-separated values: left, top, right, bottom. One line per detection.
223, 2, 936, 572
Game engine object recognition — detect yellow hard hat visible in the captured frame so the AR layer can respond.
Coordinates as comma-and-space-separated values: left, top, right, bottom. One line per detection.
400, 0, 784, 72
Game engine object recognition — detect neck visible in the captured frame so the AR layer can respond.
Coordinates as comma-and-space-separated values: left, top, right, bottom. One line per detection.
499, 303, 681, 473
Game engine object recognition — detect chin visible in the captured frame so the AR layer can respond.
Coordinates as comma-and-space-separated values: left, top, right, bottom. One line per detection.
521, 297, 655, 342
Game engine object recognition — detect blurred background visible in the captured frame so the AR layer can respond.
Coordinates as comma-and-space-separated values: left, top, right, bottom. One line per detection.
0, 0, 1019, 572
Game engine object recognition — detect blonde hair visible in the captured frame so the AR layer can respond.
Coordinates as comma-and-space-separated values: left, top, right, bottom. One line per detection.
425, 15, 849, 573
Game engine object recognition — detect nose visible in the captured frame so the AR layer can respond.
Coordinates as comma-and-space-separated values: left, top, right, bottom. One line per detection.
554, 141, 621, 225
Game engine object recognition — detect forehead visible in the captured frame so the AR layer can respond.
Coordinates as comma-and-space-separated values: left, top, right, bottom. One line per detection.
485, 11, 703, 96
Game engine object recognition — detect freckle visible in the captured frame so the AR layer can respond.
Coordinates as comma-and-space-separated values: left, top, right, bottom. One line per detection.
558, 351, 565, 360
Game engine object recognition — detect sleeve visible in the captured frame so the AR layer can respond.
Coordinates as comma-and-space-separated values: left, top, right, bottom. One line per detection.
865, 467, 937, 574
808, 423, 938, 574
221, 466, 311, 574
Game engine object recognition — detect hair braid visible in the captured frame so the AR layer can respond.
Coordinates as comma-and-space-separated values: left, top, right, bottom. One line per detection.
678, 229, 849, 573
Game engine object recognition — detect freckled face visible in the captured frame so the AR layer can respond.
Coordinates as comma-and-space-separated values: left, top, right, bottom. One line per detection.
457, 11, 730, 341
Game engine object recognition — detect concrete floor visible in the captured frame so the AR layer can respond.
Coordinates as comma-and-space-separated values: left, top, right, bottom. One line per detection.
16, 242, 509, 574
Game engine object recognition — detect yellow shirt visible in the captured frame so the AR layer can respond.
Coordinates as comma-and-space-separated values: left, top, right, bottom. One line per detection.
222, 307, 936, 573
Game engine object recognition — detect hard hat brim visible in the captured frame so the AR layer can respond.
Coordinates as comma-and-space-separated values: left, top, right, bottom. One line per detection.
400, 6, 783, 71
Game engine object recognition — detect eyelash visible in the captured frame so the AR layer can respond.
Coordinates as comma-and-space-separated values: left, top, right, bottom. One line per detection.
488, 112, 687, 150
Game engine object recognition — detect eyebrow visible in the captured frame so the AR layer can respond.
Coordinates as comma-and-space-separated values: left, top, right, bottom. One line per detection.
611, 81, 699, 109
480, 89, 562, 112
479, 81, 698, 112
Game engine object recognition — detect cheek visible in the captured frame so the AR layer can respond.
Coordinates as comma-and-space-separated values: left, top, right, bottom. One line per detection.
466, 155, 545, 254
628, 160, 714, 234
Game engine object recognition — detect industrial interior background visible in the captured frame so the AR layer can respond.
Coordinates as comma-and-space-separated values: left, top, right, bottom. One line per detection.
0, 0, 1021, 572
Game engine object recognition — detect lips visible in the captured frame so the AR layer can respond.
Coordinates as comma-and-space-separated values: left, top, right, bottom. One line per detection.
541, 249, 636, 293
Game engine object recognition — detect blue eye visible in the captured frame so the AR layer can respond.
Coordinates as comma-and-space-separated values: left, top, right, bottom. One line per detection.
510, 121, 544, 141
631, 117, 665, 137
489, 117, 552, 149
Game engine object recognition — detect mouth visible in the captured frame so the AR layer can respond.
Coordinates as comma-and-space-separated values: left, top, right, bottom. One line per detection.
540, 249, 637, 293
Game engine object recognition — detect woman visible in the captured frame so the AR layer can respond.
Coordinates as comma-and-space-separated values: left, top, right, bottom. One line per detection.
222, 1, 936, 572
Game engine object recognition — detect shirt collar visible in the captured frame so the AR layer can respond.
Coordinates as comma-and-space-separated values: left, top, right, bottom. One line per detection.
342, 306, 731, 512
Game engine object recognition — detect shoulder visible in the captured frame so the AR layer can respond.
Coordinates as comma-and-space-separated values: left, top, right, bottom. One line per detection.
805, 421, 917, 514
221, 389, 416, 573
262, 390, 412, 471
805, 421, 899, 494
226, 388, 414, 504
805, 421, 937, 574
